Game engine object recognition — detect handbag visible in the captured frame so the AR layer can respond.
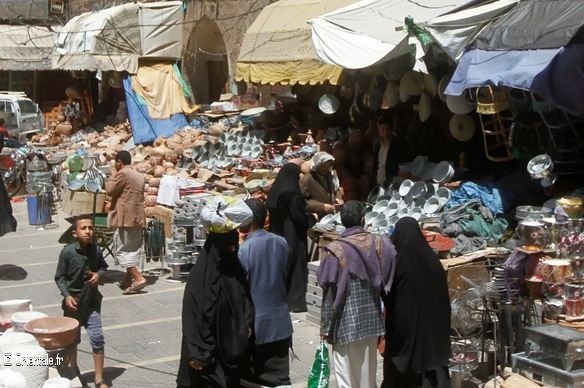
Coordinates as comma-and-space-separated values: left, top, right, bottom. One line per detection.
308, 341, 330, 388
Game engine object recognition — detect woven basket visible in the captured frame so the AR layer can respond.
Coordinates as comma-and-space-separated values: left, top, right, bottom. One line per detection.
476, 86, 509, 115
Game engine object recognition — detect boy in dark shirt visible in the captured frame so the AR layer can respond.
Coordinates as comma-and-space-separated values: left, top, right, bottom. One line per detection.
55, 215, 109, 388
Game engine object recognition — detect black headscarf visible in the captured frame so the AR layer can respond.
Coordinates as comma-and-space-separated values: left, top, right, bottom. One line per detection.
0, 137, 17, 237
266, 163, 301, 210
384, 217, 451, 374
178, 230, 250, 387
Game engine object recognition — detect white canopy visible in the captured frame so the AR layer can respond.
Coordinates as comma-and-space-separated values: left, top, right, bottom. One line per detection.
309, 0, 470, 69
52, 1, 183, 73
0, 25, 58, 71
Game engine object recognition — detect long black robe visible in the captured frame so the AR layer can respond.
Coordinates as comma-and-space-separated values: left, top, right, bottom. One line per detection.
382, 217, 451, 388
177, 231, 251, 388
0, 136, 17, 237
267, 163, 312, 312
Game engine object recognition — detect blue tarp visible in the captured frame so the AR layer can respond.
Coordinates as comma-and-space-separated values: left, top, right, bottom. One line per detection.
532, 44, 584, 116
445, 47, 562, 96
123, 76, 188, 144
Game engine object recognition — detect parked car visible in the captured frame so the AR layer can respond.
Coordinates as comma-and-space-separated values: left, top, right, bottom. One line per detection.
0, 91, 44, 140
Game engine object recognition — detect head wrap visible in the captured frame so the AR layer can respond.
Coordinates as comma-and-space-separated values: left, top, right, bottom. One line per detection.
310, 151, 335, 171
201, 195, 252, 233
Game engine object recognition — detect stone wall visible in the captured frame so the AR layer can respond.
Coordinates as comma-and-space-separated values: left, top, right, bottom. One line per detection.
181, 0, 274, 102
67, 0, 275, 102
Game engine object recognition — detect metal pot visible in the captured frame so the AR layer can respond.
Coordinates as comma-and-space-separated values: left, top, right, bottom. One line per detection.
516, 219, 544, 246
515, 205, 553, 221
527, 154, 553, 179
557, 196, 584, 219
0, 299, 31, 319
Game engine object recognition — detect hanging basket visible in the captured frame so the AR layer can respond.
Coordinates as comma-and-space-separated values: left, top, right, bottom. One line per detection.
476, 86, 508, 115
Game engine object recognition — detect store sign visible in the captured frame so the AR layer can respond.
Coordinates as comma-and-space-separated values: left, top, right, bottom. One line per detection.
49, 0, 66, 15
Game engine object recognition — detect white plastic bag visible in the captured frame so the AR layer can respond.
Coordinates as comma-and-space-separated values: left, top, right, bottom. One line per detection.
201, 195, 252, 233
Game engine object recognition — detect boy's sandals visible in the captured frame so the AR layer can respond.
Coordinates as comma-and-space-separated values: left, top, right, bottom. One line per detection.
95, 380, 109, 388
122, 280, 147, 295
118, 280, 131, 290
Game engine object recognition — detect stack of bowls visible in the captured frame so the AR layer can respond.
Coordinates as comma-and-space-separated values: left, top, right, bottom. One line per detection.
363, 178, 452, 233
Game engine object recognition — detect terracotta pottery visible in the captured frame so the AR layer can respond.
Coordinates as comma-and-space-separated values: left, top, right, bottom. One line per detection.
24, 316, 79, 350
55, 122, 73, 136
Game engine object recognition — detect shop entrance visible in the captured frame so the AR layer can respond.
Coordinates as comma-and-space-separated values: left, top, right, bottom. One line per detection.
184, 19, 229, 104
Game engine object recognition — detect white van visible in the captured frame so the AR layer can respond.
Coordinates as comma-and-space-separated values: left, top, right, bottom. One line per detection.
0, 91, 44, 139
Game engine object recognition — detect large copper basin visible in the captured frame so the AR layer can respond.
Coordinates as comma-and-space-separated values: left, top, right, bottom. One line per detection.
23, 316, 79, 350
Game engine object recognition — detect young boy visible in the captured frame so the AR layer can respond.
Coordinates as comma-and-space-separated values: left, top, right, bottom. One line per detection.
55, 215, 109, 388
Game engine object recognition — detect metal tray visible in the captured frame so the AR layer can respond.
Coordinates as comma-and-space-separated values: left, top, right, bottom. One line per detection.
513, 352, 584, 387
525, 324, 584, 371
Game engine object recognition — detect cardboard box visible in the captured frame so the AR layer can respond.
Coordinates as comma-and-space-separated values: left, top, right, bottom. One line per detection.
62, 190, 105, 216
152, 205, 173, 238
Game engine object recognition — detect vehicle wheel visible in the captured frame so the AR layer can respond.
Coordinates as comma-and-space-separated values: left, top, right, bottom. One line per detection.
4, 175, 21, 198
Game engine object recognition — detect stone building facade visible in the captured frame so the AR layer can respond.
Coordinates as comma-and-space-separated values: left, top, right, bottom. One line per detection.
68, 0, 275, 104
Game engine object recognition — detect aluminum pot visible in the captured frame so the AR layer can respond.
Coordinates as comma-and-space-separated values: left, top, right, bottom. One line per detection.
516, 220, 544, 246
515, 205, 553, 221
0, 299, 31, 319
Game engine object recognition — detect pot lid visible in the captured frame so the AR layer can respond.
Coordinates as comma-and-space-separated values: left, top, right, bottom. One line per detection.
527, 154, 553, 176
449, 114, 476, 142
318, 94, 340, 115
382, 81, 400, 109
438, 72, 453, 102
414, 92, 432, 122
421, 73, 438, 97
446, 93, 474, 115
399, 70, 422, 102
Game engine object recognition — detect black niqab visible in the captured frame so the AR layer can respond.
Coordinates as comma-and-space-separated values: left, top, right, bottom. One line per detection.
177, 230, 250, 388
266, 162, 312, 312
266, 163, 301, 210
0, 138, 16, 237
384, 217, 451, 374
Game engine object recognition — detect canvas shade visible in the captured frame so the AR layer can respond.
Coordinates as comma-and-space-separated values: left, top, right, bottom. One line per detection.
0, 25, 58, 71
236, 0, 354, 85
309, 0, 471, 69
52, 1, 183, 73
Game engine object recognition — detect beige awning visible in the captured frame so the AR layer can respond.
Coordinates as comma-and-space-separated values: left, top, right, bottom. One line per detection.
0, 25, 57, 71
236, 0, 355, 85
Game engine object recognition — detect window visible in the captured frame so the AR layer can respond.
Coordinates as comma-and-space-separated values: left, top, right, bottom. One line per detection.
18, 100, 37, 114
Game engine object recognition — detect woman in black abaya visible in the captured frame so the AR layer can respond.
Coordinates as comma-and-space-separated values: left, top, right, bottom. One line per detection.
266, 163, 313, 312
177, 230, 252, 388
0, 134, 17, 237
382, 217, 451, 388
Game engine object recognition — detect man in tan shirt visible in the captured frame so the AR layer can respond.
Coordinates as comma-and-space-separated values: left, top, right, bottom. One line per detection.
106, 150, 147, 294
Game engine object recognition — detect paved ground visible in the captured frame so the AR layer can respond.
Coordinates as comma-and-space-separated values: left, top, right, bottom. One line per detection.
0, 199, 386, 387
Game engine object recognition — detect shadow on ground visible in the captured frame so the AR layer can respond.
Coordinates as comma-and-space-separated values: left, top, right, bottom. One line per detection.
0, 264, 28, 281
82, 366, 126, 387
100, 270, 127, 285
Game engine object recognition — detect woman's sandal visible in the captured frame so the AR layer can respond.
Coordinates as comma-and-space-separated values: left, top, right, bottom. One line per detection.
95, 380, 109, 388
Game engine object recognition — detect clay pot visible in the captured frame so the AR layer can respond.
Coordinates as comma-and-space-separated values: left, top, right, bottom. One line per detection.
24, 316, 79, 350
55, 122, 73, 136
